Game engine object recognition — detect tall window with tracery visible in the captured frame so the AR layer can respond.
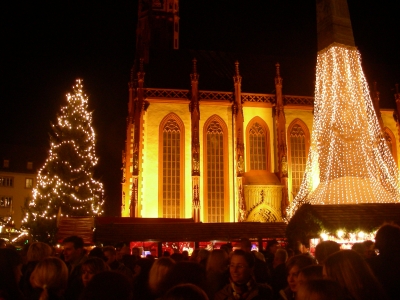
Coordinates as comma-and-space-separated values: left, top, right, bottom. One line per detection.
290, 124, 307, 197
249, 122, 267, 170
162, 119, 181, 218
206, 120, 225, 222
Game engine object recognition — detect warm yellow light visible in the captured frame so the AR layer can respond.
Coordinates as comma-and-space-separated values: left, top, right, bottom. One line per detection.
287, 44, 400, 219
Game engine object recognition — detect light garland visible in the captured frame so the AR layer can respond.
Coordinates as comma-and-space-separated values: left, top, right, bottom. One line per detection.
287, 44, 400, 219
23, 79, 104, 227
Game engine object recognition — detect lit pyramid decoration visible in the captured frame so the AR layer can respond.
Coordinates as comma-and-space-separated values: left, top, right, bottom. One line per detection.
287, 0, 400, 218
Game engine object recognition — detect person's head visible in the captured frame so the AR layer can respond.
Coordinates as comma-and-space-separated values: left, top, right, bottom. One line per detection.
296, 279, 347, 300
229, 249, 255, 285
297, 265, 323, 286
315, 241, 340, 265
374, 223, 400, 256
240, 238, 252, 253
132, 247, 141, 257
220, 243, 233, 255
148, 257, 176, 295
196, 249, 210, 266
0, 247, 23, 288
351, 243, 368, 259
30, 257, 68, 300
273, 248, 288, 268
161, 261, 207, 295
88, 246, 107, 260
206, 249, 229, 273
285, 254, 315, 293
80, 271, 133, 300
103, 246, 117, 265
162, 283, 209, 300
63, 235, 84, 263
81, 257, 110, 287
117, 246, 131, 261
27, 242, 53, 262
323, 250, 385, 300
267, 239, 279, 254
0, 238, 7, 248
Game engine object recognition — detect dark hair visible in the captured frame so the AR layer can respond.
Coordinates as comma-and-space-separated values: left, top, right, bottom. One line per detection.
324, 250, 387, 300
297, 279, 347, 300
63, 235, 84, 249
82, 257, 110, 274
374, 223, 400, 255
315, 241, 340, 265
0, 248, 23, 300
286, 254, 315, 273
267, 239, 279, 250
231, 249, 255, 268
162, 283, 208, 300
79, 271, 133, 300
298, 265, 323, 281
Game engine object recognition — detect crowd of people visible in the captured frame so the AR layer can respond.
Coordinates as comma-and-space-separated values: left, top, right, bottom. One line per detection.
0, 222, 399, 300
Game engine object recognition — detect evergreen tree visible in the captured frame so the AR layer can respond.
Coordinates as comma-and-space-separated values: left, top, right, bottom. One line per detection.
23, 79, 104, 242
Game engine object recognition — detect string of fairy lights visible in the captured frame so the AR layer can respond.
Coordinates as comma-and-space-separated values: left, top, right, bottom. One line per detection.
287, 43, 400, 219
23, 79, 104, 225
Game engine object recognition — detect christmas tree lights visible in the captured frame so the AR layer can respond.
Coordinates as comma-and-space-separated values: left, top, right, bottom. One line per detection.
23, 79, 104, 242
287, 44, 400, 219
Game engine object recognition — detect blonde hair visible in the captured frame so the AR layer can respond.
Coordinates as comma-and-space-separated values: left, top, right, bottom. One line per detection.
27, 242, 53, 262
148, 257, 175, 295
30, 257, 68, 300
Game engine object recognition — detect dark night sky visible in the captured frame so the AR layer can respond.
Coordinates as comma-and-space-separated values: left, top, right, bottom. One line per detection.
2, 0, 400, 216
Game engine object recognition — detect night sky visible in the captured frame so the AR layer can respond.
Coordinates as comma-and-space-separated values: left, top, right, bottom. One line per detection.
2, 0, 400, 216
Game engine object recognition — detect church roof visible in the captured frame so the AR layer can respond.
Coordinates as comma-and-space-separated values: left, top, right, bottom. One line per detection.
142, 48, 316, 96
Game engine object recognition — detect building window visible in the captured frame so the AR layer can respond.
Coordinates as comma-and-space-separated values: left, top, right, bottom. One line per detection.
248, 121, 268, 170
26, 178, 33, 189
0, 196, 12, 207
27, 162, 33, 170
159, 114, 184, 218
289, 123, 308, 198
205, 118, 227, 222
0, 177, 13, 187
3, 160, 9, 168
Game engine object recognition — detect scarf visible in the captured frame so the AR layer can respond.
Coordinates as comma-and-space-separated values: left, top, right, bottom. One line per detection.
229, 277, 257, 299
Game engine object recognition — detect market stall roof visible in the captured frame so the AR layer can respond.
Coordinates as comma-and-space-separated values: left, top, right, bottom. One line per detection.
287, 203, 400, 240
310, 203, 400, 231
56, 217, 94, 245
94, 218, 287, 244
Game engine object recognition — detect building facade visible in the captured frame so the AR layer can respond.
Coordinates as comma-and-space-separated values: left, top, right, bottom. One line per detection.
121, 0, 400, 222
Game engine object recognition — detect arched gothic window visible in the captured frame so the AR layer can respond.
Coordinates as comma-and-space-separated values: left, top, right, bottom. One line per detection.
246, 118, 270, 171
159, 115, 184, 218
288, 121, 309, 198
204, 116, 228, 222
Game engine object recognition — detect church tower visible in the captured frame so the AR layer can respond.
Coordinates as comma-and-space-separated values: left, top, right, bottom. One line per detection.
136, 0, 179, 64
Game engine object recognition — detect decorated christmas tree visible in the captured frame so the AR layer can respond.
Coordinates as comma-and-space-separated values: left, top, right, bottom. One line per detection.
23, 79, 104, 242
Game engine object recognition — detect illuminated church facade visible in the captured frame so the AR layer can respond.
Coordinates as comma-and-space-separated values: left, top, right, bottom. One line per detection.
121, 0, 400, 222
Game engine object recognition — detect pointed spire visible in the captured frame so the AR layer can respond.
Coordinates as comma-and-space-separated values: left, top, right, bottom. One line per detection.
193, 58, 197, 74
275, 62, 282, 86
235, 61, 240, 76
316, 0, 355, 50
190, 58, 199, 81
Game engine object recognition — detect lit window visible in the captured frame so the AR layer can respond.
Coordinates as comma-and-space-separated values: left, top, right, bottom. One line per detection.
3, 160, 9, 168
206, 120, 225, 222
161, 119, 181, 218
26, 178, 33, 189
0, 177, 13, 187
0, 196, 12, 207
290, 124, 307, 197
249, 122, 267, 170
